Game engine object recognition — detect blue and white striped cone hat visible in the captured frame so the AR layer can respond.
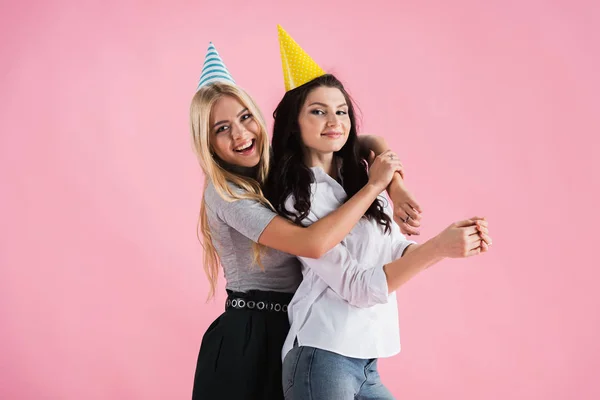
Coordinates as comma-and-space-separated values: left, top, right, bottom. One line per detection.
196, 42, 236, 90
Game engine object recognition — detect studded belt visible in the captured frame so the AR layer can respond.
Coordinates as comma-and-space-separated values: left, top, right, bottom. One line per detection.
225, 297, 289, 313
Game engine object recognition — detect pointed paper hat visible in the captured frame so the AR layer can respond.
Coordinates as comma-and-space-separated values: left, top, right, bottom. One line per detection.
277, 25, 326, 91
196, 42, 236, 90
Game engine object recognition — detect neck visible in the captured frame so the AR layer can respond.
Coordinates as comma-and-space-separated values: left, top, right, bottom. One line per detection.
217, 158, 259, 180
303, 149, 337, 179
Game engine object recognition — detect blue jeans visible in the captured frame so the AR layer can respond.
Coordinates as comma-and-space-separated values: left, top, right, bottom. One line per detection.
282, 346, 395, 399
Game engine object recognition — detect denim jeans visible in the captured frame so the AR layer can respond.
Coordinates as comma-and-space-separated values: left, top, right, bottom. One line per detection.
282, 345, 395, 399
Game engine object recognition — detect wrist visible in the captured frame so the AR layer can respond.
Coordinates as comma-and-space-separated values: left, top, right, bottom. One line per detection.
387, 180, 407, 202
393, 169, 405, 182
424, 235, 445, 259
365, 181, 384, 196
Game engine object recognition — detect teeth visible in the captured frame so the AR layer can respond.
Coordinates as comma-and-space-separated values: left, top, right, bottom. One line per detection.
234, 140, 253, 151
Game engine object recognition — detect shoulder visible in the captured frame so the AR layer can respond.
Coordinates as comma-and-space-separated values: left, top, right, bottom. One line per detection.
203, 180, 247, 207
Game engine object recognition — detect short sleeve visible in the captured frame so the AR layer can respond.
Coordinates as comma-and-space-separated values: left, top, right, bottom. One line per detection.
203, 181, 277, 243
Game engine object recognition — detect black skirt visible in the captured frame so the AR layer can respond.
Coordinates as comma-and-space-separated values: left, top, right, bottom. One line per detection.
192, 290, 294, 400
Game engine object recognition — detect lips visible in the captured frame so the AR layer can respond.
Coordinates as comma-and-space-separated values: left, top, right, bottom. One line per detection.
233, 139, 256, 155
321, 131, 342, 138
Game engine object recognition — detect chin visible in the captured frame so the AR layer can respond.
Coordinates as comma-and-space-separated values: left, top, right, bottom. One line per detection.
243, 157, 261, 168
329, 145, 345, 153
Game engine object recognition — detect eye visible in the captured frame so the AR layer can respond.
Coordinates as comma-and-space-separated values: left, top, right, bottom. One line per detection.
310, 109, 325, 115
240, 113, 253, 122
336, 110, 348, 115
215, 125, 229, 134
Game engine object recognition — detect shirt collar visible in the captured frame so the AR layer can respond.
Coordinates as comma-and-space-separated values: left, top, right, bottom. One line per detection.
309, 157, 343, 183
309, 158, 347, 202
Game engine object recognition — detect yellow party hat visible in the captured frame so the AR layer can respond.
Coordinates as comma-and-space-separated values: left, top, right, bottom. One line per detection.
278, 25, 326, 91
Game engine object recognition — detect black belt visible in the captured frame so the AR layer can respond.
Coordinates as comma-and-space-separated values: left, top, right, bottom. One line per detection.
225, 296, 289, 313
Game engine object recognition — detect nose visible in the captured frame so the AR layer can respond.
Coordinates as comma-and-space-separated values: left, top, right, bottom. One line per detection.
231, 121, 248, 139
326, 114, 340, 127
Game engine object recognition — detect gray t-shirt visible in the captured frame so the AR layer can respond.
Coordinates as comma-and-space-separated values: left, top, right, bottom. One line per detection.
203, 181, 302, 293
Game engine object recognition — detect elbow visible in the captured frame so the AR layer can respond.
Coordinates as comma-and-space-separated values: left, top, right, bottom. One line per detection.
346, 295, 388, 308
311, 245, 328, 259
344, 285, 389, 308
342, 272, 390, 308
303, 240, 328, 259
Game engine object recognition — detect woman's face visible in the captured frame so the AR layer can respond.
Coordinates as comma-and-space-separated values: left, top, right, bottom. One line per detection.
297, 86, 350, 158
209, 95, 262, 168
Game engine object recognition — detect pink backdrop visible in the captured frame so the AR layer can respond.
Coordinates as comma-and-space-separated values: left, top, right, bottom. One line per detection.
1, 0, 599, 399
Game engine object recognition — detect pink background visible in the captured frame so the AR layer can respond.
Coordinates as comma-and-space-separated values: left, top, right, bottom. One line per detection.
1, 0, 599, 399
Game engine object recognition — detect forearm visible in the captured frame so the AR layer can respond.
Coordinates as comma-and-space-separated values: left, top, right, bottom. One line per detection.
306, 183, 382, 257
358, 134, 390, 155
259, 183, 383, 258
383, 239, 443, 293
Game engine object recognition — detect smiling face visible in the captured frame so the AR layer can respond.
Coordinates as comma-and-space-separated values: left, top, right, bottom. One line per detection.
209, 94, 263, 168
297, 86, 351, 162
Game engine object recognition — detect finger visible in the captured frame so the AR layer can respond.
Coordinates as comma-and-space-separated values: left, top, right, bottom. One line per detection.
479, 233, 492, 246
386, 158, 403, 168
406, 216, 421, 228
393, 210, 410, 225
408, 216, 421, 228
400, 224, 420, 236
471, 226, 490, 238
394, 206, 420, 226
378, 149, 394, 159
400, 204, 421, 221
367, 150, 376, 165
463, 226, 479, 235
395, 217, 421, 236
391, 164, 405, 174
476, 226, 489, 235
469, 228, 485, 237
388, 157, 405, 178
455, 217, 485, 228
393, 191, 423, 216
468, 233, 482, 245
467, 246, 482, 257
476, 219, 488, 228
480, 241, 489, 253
383, 162, 404, 180
469, 230, 491, 246
394, 168, 405, 180
408, 197, 423, 214
391, 163, 404, 174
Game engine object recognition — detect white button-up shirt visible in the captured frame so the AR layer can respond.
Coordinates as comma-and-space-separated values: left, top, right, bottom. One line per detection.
282, 166, 416, 361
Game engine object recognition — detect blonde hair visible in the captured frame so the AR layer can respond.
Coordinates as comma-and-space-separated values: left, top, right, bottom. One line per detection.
190, 82, 272, 300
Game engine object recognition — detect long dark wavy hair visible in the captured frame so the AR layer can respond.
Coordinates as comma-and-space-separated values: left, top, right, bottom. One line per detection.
265, 74, 391, 233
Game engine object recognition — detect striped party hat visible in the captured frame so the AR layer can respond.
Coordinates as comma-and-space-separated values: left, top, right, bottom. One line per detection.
196, 42, 236, 90
277, 25, 326, 91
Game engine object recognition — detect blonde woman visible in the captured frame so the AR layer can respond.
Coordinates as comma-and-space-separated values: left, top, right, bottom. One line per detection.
190, 44, 420, 400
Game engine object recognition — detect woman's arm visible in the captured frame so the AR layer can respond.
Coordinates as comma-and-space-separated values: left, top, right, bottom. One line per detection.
384, 218, 491, 293
358, 134, 423, 236
291, 206, 492, 306
291, 219, 491, 308
258, 151, 402, 258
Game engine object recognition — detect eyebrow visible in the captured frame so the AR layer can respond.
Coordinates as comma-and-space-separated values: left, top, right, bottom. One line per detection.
213, 108, 249, 128
307, 102, 347, 108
